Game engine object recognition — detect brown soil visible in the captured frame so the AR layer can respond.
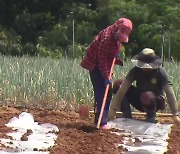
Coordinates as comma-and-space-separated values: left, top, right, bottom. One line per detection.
0, 106, 179, 154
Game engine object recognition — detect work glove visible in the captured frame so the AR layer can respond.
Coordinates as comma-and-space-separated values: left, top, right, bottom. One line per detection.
104, 79, 111, 86
172, 115, 180, 126
155, 95, 166, 110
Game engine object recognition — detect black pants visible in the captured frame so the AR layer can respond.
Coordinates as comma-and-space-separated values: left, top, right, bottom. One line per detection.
90, 67, 112, 125
121, 85, 165, 122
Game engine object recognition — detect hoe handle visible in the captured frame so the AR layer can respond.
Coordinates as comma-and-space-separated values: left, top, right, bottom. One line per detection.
97, 57, 116, 129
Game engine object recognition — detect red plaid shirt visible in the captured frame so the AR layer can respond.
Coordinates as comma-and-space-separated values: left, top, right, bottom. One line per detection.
81, 25, 122, 79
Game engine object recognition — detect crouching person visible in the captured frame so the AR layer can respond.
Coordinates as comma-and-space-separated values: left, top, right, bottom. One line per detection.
108, 48, 180, 125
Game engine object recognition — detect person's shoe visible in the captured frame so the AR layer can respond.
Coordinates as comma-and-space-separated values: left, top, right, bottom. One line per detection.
122, 111, 132, 119
145, 110, 156, 123
100, 124, 110, 130
144, 107, 156, 123
121, 97, 132, 119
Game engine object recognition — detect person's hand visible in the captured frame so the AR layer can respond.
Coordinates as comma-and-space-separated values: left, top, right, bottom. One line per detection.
172, 115, 180, 126
104, 79, 111, 86
140, 91, 155, 106
115, 59, 123, 66
115, 52, 123, 66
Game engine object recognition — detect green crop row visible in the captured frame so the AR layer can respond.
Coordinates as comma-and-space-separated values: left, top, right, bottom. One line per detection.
0, 56, 179, 111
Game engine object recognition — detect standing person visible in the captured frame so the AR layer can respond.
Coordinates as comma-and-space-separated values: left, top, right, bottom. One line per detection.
108, 48, 180, 126
80, 18, 133, 129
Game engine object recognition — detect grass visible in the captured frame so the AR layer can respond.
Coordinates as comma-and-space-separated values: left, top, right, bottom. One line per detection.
0, 56, 179, 111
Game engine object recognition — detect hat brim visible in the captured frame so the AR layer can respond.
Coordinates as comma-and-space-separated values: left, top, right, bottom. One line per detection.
131, 55, 162, 69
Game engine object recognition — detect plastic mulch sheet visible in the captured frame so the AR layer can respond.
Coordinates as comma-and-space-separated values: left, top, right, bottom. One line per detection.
0, 112, 59, 154
108, 118, 173, 154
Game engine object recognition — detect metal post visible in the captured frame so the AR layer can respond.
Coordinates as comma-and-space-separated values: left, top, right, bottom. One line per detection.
161, 25, 165, 66
168, 27, 171, 62
70, 11, 75, 58
72, 19, 75, 58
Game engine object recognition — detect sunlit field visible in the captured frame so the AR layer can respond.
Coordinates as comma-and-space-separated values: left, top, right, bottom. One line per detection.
0, 56, 179, 111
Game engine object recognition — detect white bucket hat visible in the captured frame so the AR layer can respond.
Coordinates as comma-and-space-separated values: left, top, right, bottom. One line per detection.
131, 48, 162, 69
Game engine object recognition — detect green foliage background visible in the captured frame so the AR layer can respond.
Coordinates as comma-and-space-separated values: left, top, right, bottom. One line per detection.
0, 0, 179, 60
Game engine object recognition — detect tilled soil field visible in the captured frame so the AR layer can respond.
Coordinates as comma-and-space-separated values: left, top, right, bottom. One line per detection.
0, 106, 179, 154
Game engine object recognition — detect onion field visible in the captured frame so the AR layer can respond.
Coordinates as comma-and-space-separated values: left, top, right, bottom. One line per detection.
0, 56, 179, 111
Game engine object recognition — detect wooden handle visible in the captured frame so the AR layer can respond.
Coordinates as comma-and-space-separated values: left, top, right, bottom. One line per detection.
96, 57, 116, 129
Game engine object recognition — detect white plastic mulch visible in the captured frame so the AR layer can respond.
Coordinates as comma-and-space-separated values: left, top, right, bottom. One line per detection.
0, 112, 173, 154
0, 112, 59, 154
108, 118, 173, 154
